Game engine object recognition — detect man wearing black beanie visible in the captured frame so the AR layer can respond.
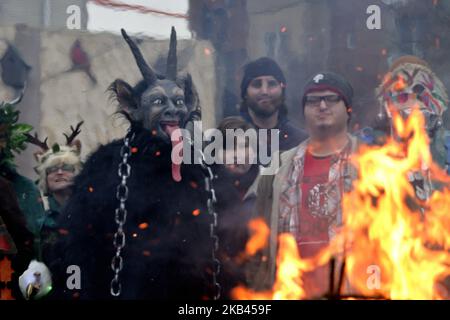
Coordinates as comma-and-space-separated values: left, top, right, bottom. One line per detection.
239, 57, 308, 164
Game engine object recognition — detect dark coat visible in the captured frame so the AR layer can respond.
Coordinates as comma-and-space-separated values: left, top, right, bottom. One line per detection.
57, 127, 213, 300
212, 164, 259, 299
240, 110, 308, 164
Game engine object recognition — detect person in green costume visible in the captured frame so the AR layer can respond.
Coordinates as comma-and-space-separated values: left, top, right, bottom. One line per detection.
0, 92, 46, 255
27, 122, 83, 269
0, 92, 51, 300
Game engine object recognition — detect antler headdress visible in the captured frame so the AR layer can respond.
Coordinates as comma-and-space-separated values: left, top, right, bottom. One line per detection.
28, 121, 84, 194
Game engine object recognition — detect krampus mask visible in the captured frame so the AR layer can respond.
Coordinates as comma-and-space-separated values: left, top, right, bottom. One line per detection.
110, 28, 199, 181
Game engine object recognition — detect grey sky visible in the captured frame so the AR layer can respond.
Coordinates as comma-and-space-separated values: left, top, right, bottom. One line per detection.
87, 0, 191, 39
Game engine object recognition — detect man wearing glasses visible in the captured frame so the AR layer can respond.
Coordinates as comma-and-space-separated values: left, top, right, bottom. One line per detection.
44, 163, 77, 210
246, 72, 359, 298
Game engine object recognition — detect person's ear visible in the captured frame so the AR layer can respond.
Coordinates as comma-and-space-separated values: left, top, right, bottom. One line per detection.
70, 139, 82, 155
109, 79, 137, 115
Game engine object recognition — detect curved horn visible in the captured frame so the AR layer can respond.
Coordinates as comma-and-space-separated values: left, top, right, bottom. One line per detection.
166, 26, 177, 80
8, 83, 27, 106
121, 29, 156, 84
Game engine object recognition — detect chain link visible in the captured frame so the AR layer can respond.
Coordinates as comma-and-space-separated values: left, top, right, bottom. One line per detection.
109, 133, 220, 299
189, 136, 221, 300
204, 172, 221, 299
110, 133, 133, 297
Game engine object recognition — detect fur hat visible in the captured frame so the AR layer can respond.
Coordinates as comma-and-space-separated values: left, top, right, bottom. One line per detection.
27, 122, 83, 195
34, 143, 82, 195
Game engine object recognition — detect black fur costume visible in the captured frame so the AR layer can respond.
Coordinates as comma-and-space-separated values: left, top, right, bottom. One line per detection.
55, 28, 214, 300
58, 125, 213, 299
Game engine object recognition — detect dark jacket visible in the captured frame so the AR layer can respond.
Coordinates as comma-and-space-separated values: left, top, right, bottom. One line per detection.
240, 110, 308, 165
39, 195, 63, 270
212, 163, 259, 299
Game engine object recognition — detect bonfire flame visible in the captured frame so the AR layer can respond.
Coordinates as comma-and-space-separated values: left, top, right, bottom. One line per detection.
245, 218, 270, 256
233, 234, 308, 300
233, 109, 450, 300
341, 109, 450, 299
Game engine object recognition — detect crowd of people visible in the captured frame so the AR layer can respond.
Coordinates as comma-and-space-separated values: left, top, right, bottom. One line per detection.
1, 29, 449, 300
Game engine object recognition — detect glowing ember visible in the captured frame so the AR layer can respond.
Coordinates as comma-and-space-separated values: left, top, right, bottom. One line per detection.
138, 223, 149, 230
190, 181, 198, 189
142, 250, 151, 257
204, 47, 212, 56
58, 228, 69, 236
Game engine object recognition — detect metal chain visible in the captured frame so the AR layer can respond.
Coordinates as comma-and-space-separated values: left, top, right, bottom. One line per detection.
108, 132, 220, 299
187, 136, 222, 300
204, 164, 221, 300
110, 133, 134, 297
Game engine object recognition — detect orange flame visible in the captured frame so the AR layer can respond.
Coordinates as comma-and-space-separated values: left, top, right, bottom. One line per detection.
339, 109, 450, 299
234, 109, 450, 300
393, 76, 407, 92
233, 218, 333, 299
138, 222, 149, 230
232, 234, 307, 300
245, 218, 270, 256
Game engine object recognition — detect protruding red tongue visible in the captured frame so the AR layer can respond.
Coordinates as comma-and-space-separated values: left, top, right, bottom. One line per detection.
164, 124, 182, 182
